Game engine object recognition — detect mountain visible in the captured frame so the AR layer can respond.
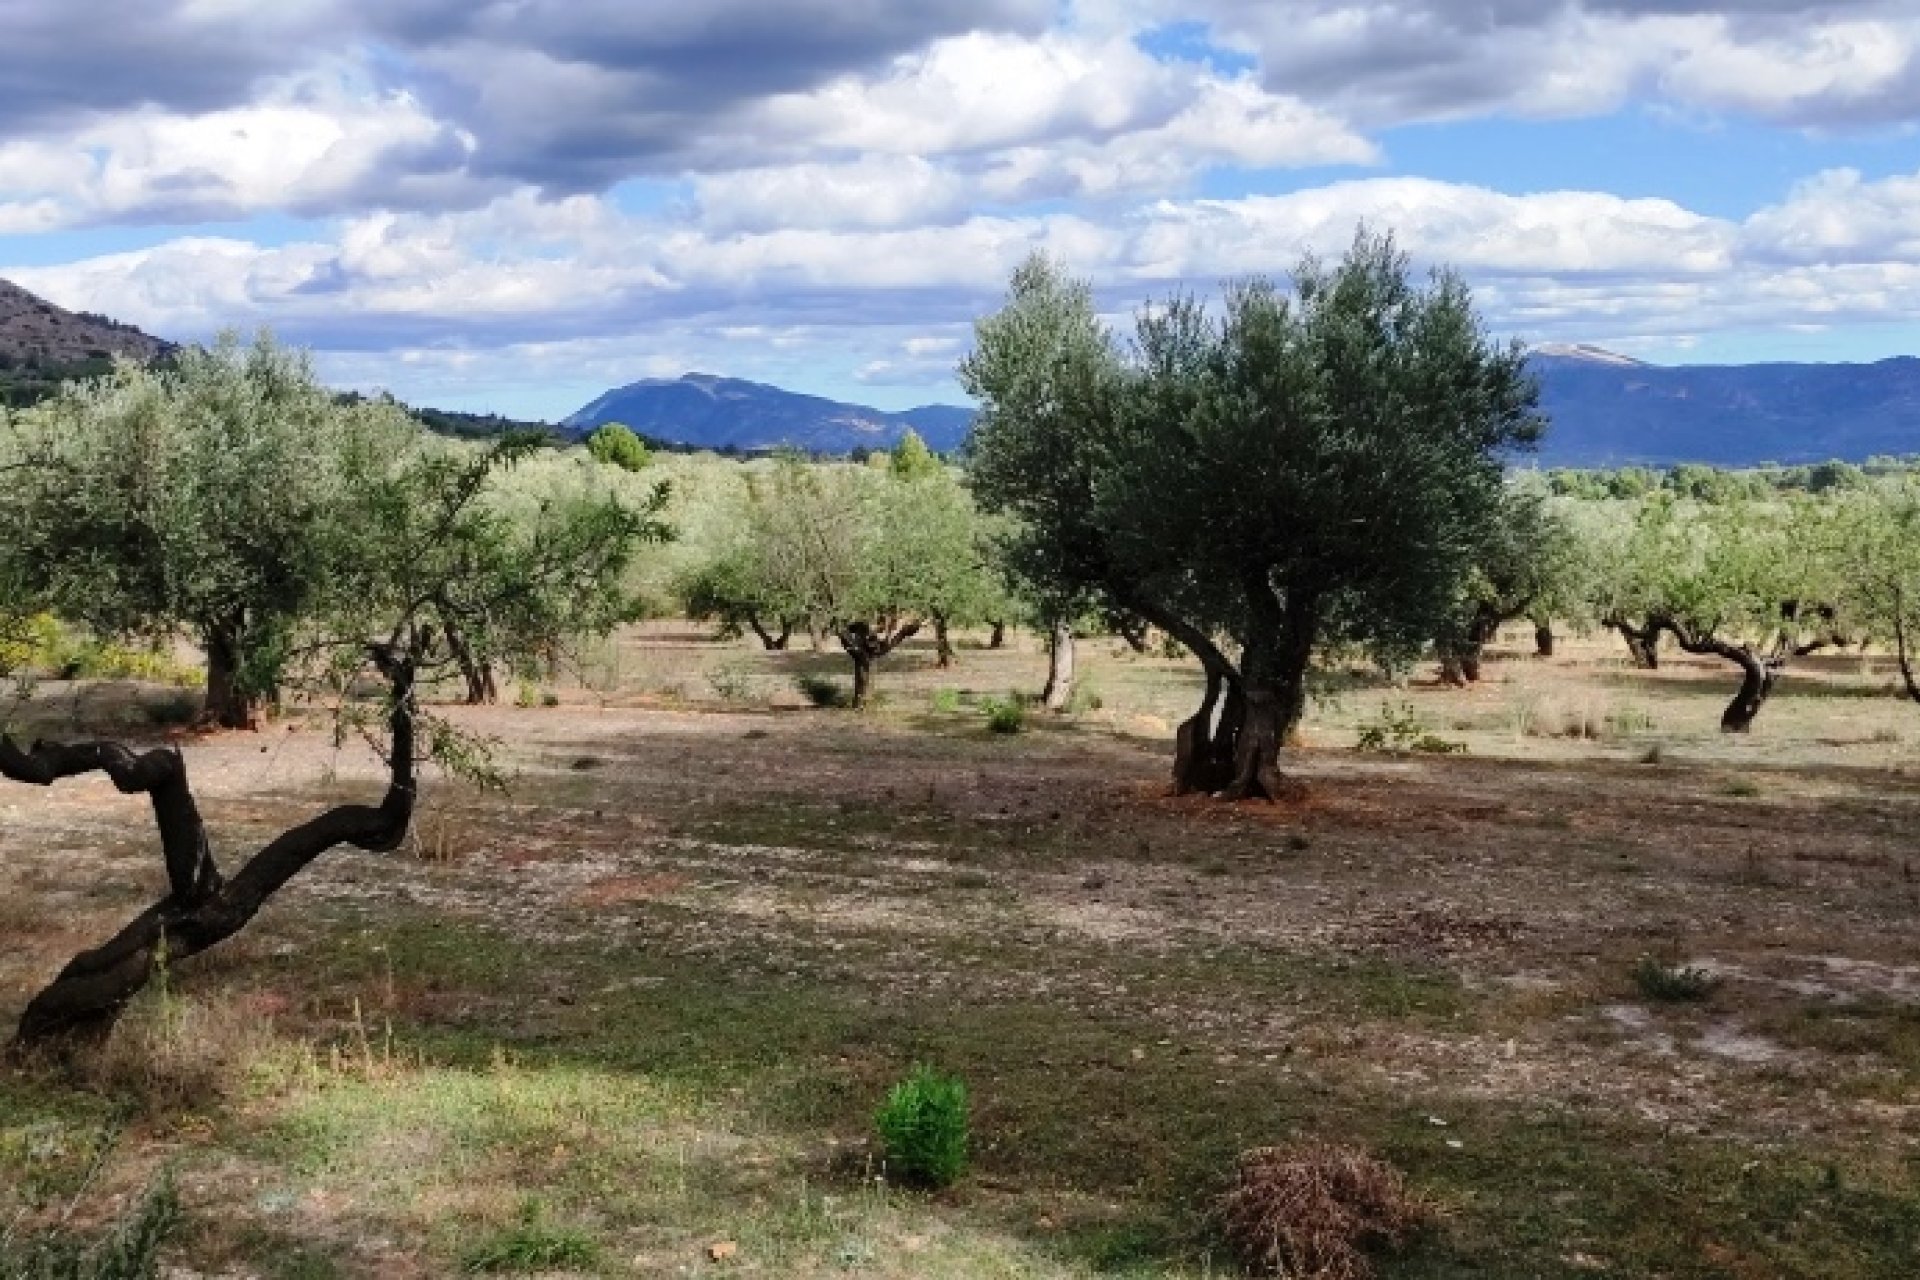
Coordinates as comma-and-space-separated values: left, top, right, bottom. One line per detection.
561, 373, 975, 454
0, 278, 175, 407
1528, 346, 1920, 467
0, 279, 172, 368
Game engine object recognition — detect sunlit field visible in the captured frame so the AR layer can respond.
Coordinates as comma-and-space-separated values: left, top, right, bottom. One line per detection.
6, 621, 1920, 1278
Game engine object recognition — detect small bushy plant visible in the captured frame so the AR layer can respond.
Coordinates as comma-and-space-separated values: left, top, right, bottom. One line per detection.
929, 687, 964, 714
795, 673, 847, 708
1632, 956, 1720, 1002
983, 696, 1026, 734
875, 1065, 969, 1188
1355, 702, 1464, 756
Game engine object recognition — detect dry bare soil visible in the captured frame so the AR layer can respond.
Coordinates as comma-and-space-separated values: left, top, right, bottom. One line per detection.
5, 624, 1920, 1277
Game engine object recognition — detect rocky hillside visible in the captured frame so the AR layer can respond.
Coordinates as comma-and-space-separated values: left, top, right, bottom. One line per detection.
0, 279, 172, 368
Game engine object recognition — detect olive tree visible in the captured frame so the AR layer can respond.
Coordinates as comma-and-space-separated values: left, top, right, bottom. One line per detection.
1436, 486, 1581, 683
967, 234, 1539, 798
1605, 495, 1852, 731
1, 334, 390, 728
1, 426, 667, 1050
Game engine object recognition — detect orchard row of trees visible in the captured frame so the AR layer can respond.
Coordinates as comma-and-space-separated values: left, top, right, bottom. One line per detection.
9, 235, 1920, 1047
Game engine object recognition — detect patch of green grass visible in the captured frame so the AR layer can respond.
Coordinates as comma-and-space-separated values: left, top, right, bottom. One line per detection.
460, 1202, 599, 1274
875, 1065, 969, 1188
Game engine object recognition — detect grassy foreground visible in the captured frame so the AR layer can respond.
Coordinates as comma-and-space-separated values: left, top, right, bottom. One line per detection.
5, 624, 1920, 1277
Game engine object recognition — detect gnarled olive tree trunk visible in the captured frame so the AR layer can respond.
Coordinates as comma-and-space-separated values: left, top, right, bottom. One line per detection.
201, 618, 266, 730
1655, 619, 1779, 733
836, 619, 919, 710
746, 614, 792, 651
987, 620, 1006, 650
445, 625, 498, 704
1604, 614, 1661, 670
1533, 616, 1555, 658
3, 652, 418, 1051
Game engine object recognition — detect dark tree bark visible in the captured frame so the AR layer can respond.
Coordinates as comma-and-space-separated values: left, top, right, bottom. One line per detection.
1656, 618, 1780, 733
1608, 615, 1661, 670
1894, 593, 1920, 706
1114, 615, 1152, 654
934, 615, 955, 669
746, 614, 791, 651
201, 620, 265, 730
1221, 582, 1316, 802
1041, 619, 1075, 711
1437, 604, 1504, 687
1533, 618, 1556, 658
1125, 596, 1245, 796
836, 619, 919, 709
4, 651, 418, 1051
987, 620, 1006, 650
446, 626, 498, 705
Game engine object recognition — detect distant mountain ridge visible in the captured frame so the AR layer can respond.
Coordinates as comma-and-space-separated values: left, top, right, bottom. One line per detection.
1528, 346, 1920, 467
564, 354, 1920, 467
561, 373, 974, 454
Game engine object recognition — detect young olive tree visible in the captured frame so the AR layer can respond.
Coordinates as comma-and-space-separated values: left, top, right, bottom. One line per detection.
960, 257, 1126, 717
1609, 495, 1852, 731
1, 334, 381, 728
0, 426, 667, 1050
967, 234, 1539, 798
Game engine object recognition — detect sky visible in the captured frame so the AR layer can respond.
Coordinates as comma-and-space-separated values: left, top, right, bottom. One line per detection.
0, 1, 1917, 420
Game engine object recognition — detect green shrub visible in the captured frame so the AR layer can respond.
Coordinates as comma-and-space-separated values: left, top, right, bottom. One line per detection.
875, 1065, 969, 1188
983, 697, 1026, 735
795, 673, 848, 707
1355, 701, 1464, 756
584, 422, 651, 472
1632, 956, 1720, 1002
1, 1170, 181, 1279
929, 687, 963, 714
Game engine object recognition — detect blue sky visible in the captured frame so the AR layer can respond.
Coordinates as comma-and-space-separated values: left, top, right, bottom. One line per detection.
1, 0, 1916, 419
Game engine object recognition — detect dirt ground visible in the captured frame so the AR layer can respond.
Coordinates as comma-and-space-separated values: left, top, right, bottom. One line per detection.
4, 623, 1920, 1277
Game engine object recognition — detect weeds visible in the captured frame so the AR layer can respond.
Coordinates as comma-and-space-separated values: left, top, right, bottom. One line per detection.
0, 1171, 181, 1280
1356, 702, 1464, 756
983, 697, 1026, 735
1216, 1142, 1430, 1280
460, 1201, 598, 1274
1632, 956, 1721, 1002
794, 674, 847, 708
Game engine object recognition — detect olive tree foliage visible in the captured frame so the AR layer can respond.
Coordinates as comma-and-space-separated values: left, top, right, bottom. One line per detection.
681, 458, 988, 705
334, 435, 671, 706
1591, 495, 1854, 731
0, 334, 367, 728
1835, 483, 1920, 707
0, 377, 669, 1051
1435, 483, 1583, 683
966, 234, 1539, 798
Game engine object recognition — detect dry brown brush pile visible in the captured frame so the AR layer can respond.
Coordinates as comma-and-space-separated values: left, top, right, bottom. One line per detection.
1216, 1141, 1432, 1279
